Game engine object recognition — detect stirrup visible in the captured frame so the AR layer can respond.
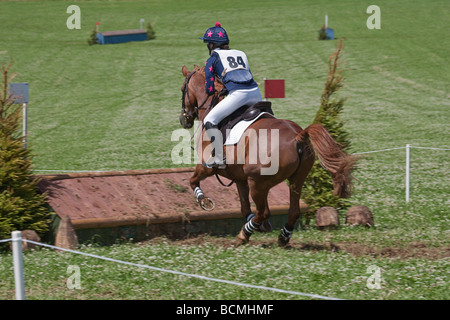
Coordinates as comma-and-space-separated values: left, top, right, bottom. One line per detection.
204, 156, 226, 169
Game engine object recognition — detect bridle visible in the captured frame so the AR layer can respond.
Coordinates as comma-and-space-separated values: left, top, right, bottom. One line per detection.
181, 70, 210, 123
180, 69, 235, 187
181, 70, 225, 124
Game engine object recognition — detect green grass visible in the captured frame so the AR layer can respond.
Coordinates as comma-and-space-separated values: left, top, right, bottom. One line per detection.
1, 0, 448, 171
0, 234, 448, 300
0, 0, 449, 300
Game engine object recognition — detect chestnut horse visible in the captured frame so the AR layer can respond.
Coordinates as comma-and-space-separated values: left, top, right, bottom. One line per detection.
179, 65, 355, 245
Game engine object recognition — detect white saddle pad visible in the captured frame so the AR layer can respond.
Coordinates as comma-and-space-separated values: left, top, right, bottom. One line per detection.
224, 112, 274, 145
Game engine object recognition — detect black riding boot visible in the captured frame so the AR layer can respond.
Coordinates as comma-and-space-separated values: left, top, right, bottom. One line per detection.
204, 122, 226, 169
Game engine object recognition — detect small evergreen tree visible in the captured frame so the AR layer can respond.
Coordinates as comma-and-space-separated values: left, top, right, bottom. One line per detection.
87, 24, 98, 45
147, 22, 156, 40
302, 39, 352, 221
318, 25, 328, 40
0, 62, 51, 241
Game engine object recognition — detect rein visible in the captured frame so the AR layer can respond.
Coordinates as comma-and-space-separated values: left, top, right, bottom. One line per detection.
215, 173, 235, 187
181, 69, 225, 141
181, 69, 235, 188
181, 70, 215, 123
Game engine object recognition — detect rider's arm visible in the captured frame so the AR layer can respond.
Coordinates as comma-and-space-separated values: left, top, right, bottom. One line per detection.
204, 56, 217, 96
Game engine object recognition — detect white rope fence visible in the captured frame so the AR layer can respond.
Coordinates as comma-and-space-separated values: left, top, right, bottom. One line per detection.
352, 146, 406, 155
34, 144, 450, 203
1, 231, 342, 301
3, 145, 448, 300
353, 144, 450, 202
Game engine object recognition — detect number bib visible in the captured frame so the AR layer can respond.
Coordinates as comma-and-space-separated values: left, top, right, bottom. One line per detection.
215, 49, 253, 84
215, 49, 250, 74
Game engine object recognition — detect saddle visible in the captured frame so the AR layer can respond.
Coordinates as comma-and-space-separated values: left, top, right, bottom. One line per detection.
217, 101, 275, 144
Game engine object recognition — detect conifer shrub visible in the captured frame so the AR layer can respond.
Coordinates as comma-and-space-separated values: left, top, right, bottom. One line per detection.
318, 25, 328, 40
87, 24, 98, 45
147, 22, 156, 40
302, 39, 353, 224
0, 63, 51, 242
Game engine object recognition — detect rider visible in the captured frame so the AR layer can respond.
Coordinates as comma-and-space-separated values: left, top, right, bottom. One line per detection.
200, 22, 262, 169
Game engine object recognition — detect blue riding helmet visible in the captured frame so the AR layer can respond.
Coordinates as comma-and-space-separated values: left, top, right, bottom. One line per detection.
200, 22, 229, 44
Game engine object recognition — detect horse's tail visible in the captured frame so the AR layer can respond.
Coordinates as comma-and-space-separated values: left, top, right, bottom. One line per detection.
295, 123, 356, 198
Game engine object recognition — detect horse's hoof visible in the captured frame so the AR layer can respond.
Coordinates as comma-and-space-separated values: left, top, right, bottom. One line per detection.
277, 235, 290, 247
237, 229, 249, 245
259, 220, 273, 233
199, 197, 215, 211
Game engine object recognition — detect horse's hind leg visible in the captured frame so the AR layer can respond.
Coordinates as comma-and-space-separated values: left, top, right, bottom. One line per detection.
236, 180, 272, 232
278, 158, 314, 246
236, 180, 252, 219
237, 179, 270, 244
278, 184, 301, 246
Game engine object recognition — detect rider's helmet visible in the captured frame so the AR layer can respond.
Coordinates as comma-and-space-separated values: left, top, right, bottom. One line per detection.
199, 22, 229, 44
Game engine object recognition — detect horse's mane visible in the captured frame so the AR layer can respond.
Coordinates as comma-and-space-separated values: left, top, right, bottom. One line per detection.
194, 65, 205, 74
193, 65, 224, 91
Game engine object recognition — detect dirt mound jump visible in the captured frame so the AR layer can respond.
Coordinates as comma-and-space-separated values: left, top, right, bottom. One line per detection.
38, 167, 306, 245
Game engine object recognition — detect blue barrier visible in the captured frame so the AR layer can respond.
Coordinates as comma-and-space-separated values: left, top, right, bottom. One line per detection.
318, 27, 335, 40
97, 29, 147, 45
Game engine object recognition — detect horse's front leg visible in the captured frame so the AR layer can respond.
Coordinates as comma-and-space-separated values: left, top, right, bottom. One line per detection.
235, 180, 252, 220
190, 164, 215, 210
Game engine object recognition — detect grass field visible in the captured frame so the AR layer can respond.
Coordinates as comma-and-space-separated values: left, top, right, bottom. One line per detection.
0, 0, 449, 300
0, 235, 448, 300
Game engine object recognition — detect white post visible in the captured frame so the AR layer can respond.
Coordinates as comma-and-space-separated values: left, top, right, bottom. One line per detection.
12, 231, 26, 300
405, 144, 410, 203
264, 78, 268, 101
22, 103, 28, 149
325, 14, 328, 29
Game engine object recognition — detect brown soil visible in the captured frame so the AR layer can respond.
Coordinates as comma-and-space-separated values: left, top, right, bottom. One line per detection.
37, 168, 449, 260
37, 167, 303, 229
144, 235, 450, 260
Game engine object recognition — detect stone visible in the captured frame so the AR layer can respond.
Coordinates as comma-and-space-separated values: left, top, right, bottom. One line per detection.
10, 230, 41, 251
345, 205, 374, 227
315, 207, 340, 229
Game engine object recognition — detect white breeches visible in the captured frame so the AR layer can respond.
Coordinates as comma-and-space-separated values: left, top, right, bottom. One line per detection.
203, 87, 262, 126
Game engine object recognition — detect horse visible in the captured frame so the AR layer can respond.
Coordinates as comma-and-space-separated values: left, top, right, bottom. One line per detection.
179, 65, 356, 246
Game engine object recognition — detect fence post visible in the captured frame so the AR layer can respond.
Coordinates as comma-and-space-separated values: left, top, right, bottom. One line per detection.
405, 144, 411, 203
11, 231, 26, 300
23, 103, 28, 149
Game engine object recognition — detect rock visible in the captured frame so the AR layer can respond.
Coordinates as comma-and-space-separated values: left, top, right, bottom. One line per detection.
315, 207, 340, 229
13, 230, 41, 251
345, 205, 374, 227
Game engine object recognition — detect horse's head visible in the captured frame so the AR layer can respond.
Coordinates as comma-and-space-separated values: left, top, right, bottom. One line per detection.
179, 65, 224, 129
180, 65, 201, 129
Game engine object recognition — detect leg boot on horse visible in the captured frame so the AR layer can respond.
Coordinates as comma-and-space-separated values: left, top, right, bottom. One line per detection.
180, 66, 356, 246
